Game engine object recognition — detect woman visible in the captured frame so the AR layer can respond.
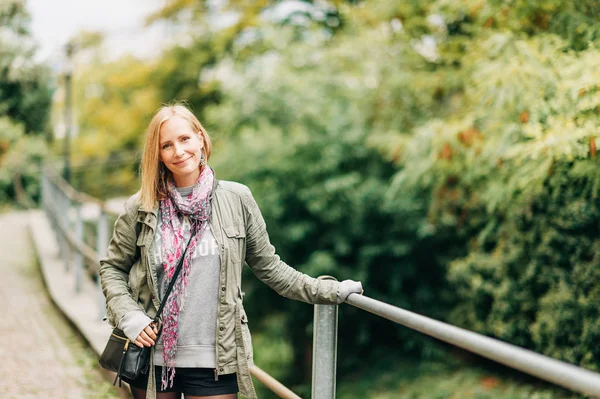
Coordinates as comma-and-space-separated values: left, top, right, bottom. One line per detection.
99, 104, 363, 399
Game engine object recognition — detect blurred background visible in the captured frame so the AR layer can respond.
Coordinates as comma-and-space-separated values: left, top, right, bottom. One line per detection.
2, 0, 600, 397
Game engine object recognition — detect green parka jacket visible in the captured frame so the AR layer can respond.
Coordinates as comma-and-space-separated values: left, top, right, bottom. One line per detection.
99, 178, 343, 398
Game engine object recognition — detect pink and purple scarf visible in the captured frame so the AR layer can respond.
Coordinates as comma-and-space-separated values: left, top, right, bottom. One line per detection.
159, 166, 214, 389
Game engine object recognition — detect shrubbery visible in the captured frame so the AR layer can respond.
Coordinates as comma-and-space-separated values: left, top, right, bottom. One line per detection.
68, 0, 600, 391
0, 1, 52, 206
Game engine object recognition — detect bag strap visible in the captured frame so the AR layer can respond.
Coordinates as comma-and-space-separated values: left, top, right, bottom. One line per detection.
153, 233, 194, 323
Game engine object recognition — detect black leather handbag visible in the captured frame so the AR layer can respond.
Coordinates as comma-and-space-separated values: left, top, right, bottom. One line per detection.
99, 327, 151, 383
99, 237, 192, 386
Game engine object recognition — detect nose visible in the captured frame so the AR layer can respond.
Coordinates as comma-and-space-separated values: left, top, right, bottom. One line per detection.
174, 143, 185, 157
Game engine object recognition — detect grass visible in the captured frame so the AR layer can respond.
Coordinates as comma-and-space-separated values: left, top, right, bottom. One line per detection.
248, 327, 589, 399
336, 355, 587, 399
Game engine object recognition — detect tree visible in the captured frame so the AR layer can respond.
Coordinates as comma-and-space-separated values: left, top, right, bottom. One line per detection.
68, 0, 600, 393
0, 0, 52, 205
0, 0, 52, 134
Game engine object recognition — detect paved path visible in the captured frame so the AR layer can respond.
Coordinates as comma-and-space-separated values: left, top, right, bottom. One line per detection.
0, 212, 121, 399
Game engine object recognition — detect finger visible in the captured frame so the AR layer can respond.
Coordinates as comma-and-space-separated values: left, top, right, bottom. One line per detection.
140, 331, 155, 345
138, 331, 154, 346
136, 336, 149, 347
133, 338, 145, 348
144, 325, 157, 340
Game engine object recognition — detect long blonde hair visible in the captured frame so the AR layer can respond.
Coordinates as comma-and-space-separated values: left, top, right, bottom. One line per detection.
139, 104, 212, 210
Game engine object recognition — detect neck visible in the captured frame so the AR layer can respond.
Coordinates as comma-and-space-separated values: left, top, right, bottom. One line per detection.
173, 166, 203, 187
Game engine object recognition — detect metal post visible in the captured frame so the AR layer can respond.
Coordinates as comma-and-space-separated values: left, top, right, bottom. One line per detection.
56, 188, 67, 263
41, 173, 47, 213
96, 209, 108, 318
312, 276, 338, 399
46, 178, 58, 243
62, 193, 71, 271
74, 204, 83, 293
56, 184, 66, 257
63, 42, 73, 183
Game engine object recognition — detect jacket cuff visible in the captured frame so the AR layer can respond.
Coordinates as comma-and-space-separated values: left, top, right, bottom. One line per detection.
118, 310, 152, 342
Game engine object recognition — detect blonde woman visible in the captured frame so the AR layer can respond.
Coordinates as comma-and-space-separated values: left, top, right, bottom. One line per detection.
99, 103, 363, 399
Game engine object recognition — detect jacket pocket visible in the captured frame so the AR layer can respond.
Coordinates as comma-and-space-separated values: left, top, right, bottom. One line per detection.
224, 224, 246, 239
224, 224, 246, 264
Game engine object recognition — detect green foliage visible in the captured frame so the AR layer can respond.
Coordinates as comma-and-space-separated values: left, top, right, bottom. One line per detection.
337, 357, 583, 399
0, 117, 47, 203
207, 13, 460, 383
384, 0, 600, 372
0, 0, 52, 134
0, 1, 52, 205
68, 0, 600, 394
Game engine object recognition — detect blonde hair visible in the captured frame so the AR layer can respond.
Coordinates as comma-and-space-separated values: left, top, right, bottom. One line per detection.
139, 103, 212, 210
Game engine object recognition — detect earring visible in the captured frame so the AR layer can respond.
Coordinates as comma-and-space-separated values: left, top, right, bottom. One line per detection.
199, 152, 206, 167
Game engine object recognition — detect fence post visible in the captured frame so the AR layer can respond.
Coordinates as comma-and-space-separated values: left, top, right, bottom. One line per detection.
47, 177, 60, 250
41, 172, 48, 213
47, 178, 60, 254
312, 276, 338, 399
61, 190, 71, 271
96, 209, 109, 318
74, 203, 83, 293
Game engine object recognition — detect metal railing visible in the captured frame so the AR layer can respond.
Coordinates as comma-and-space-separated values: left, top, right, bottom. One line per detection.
41, 169, 301, 398
42, 170, 118, 318
312, 291, 600, 398
43, 168, 600, 398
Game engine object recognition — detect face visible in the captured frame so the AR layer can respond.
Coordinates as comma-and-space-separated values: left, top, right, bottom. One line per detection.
159, 115, 204, 187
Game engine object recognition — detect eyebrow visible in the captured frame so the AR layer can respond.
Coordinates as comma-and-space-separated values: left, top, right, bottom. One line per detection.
159, 133, 190, 147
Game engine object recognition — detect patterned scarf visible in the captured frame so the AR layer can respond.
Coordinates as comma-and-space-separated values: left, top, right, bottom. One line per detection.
159, 166, 214, 389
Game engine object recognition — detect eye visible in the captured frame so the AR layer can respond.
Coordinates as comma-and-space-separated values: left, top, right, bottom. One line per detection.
161, 143, 171, 150
182, 136, 190, 142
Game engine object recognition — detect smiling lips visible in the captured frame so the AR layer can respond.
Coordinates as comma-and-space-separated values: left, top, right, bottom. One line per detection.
174, 156, 192, 165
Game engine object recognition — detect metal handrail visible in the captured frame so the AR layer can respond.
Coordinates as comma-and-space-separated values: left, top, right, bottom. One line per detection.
250, 366, 302, 399
48, 204, 100, 274
332, 293, 600, 397
48, 170, 119, 216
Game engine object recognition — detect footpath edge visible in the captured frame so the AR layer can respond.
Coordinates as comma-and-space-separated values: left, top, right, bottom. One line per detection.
28, 209, 131, 397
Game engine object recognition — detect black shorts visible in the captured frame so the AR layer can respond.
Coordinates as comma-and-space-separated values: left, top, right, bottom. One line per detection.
123, 366, 238, 396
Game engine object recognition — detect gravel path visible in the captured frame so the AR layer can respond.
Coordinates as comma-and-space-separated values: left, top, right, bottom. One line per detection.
0, 211, 122, 399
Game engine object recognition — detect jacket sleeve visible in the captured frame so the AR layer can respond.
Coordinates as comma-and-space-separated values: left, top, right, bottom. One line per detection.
242, 187, 342, 305
99, 198, 143, 326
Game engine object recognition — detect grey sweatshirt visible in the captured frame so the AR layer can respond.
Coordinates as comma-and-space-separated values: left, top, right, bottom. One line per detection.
118, 185, 220, 368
